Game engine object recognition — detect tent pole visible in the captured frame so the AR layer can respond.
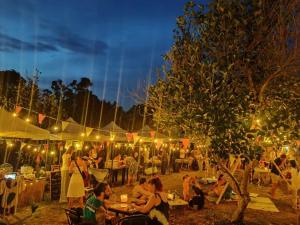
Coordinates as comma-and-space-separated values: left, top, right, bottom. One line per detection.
3, 143, 8, 164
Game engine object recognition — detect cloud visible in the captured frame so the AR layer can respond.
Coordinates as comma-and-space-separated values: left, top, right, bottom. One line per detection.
38, 20, 108, 55
0, 33, 58, 52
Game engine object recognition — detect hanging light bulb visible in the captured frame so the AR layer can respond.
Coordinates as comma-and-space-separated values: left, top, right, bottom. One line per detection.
25, 118, 31, 122
96, 135, 100, 140
12, 113, 17, 117
53, 126, 58, 131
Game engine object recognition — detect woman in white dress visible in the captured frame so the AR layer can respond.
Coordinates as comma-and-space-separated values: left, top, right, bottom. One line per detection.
67, 155, 86, 208
59, 146, 74, 203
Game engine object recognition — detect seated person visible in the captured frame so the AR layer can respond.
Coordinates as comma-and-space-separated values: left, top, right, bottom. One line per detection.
189, 185, 205, 210
132, 177, 152, 200
134, 177, 169, 225
83, 183, 114, 225
208, 174, 226, 197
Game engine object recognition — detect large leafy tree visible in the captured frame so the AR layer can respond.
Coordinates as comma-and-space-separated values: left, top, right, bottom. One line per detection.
148, 0, 300, 223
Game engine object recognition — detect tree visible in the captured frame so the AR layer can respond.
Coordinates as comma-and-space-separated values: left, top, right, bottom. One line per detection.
148, 0, 300, 223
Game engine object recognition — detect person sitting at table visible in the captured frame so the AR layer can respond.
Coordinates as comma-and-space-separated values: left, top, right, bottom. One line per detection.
132, 177, 152, 200
83, 183, 114, 225
134, 177, 169, 225
188, 184, 205, 210
208, 174, 227, 197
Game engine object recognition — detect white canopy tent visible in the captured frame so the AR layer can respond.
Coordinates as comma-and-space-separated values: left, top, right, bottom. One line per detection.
0, 108, 53, 140
99, 121, 127, 142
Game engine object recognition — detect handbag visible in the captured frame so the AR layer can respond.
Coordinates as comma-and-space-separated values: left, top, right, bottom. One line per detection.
74, 160, 86, 180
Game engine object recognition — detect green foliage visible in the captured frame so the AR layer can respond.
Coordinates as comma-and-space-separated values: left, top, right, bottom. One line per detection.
148, 0, 300, 160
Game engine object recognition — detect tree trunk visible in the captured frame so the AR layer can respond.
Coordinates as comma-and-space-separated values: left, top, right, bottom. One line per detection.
230, 162, 252, 224
231, 194, 250, 224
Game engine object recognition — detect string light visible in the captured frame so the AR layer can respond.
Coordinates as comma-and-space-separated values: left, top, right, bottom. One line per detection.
33, 148, 37, 152
80, 133, 85, 137
154, 139, 158, 143
50, 151, 55, 155
25, 118, 31, 122
42, 150, 45, 154
53, 126, 58, 131
12, 113, 17, 117
96, 135, 100, 140
27, 145, 31, 149
8, 143, 14, 147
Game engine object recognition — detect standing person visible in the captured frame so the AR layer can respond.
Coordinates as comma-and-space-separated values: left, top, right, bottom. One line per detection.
97, 145, 106, 169
134, 177, 169, 225
125, 153, 139, 186
67, 155, 87, 208
289, 160, 300, 209
59, 146, 74, 203
270, 154, 287, 198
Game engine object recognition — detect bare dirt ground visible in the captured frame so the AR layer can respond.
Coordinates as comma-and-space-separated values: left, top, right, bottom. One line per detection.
4, 170, 299, 225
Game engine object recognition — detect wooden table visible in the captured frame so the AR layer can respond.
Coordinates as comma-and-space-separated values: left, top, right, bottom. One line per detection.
108, 202, 137, 216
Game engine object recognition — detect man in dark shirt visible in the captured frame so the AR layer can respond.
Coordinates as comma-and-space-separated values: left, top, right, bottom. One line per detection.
270, 154, 287, 198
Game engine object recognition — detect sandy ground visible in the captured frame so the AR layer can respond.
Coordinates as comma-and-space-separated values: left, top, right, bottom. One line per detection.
3, 170, 300, 225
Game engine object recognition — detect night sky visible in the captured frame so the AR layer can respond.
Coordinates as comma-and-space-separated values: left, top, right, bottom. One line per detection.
0, 0, 203, 109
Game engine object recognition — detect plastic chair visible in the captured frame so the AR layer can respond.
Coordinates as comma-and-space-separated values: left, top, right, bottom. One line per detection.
117, 214, 151, 225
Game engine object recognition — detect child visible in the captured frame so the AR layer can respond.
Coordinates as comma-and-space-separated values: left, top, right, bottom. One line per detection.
182, 175, 196, 201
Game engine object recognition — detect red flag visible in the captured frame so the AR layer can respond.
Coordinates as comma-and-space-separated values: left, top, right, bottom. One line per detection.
182, 138, 190, 149
150, 131, 155, 138
38, 113, 46, 124
15, 106, 22, 114
126, 133, 133, 141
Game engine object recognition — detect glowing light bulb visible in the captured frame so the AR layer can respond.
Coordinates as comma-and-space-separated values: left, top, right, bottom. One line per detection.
33, 148, 37, 152
8, 143, 14, 147
154, 139, 158, 143
42, 150, 45, 154
85, 146, 89, 150
25, 118, 30, 122
12, 113, 17, 117
96, 135, 100, 139
53, 126, 58, 130
50, 151, 55, 155
27, 145, 31, 149
80, 133, 85, 137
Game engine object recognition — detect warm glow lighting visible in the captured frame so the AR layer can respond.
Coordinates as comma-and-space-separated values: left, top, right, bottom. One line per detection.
96, 135, 100, 139
25, 118, 31, 122
75, 143, 80, 148
85, 146, 89, 150
169, 138, 172, 141
50, 151, 55, 155
8, 143, 14, 147
33, 148, 37, 152
53, 126, 58, 130
27, 145, 31, 149
80, 133, 85, 137
139, 139, 143, 143
154, 139, 158, 143
42, 150, 45, 154
12, 113, 17, 117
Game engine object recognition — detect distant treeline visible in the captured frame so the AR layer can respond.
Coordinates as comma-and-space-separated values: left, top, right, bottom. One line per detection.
0, 70, 153, 131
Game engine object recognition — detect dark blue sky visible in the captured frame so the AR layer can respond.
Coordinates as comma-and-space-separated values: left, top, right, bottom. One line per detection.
0, 0, 203, 109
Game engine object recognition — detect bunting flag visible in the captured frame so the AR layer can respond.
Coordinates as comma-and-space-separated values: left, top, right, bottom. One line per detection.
43, 144, 49, 152
126, 133, 133, 141
38, 113, 46, 124
133, 133, 139, 144
182, 138, 190, 149
15, 106, 22, 114
86, 127, 94, 137
20, 142, 26, 150
62, 121, 69, 131
150, 130, 155, 138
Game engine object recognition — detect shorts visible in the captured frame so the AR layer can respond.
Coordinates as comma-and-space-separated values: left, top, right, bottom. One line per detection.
271, 173, 280, 184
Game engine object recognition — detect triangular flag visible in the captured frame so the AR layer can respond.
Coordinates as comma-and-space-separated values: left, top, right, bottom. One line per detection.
43, 144, 49, 152
126, 133, 133, 141
86, 127, 94, 137
182, 138, 190, 149
62, 121, 69, 131
15, 106, 22, 114
38, 113, 46, 124
20, 142, 26, 150
150, 130, 155, 138
133, 133, 139, 144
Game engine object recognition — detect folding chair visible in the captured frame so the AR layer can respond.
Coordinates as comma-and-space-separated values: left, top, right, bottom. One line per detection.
64, 208, 83, 225
117, 214, 151, 225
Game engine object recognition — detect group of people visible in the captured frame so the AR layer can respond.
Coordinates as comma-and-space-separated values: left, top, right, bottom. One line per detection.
59, 145, 140, 208
77, 176, 169, 225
